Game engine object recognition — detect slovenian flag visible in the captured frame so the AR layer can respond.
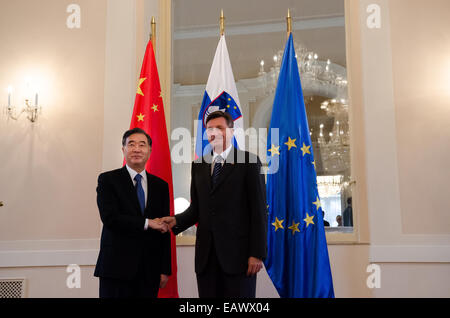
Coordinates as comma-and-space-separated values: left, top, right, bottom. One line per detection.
195, 35, 244, 158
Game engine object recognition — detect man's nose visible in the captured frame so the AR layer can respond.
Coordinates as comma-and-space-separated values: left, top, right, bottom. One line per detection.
210, 132, 222, 140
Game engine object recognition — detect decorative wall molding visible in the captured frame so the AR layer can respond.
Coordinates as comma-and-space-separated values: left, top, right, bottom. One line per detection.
0, 249, 99, 268
370, 245, 450, 263
0, 239, 100, 268
2, 240, 449, 268
174, 15, 345, 40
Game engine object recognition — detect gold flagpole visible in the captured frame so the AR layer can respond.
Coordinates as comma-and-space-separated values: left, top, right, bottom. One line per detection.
220, 9, 225, 36
286, 9, 292, 38
150, 16, 156, 47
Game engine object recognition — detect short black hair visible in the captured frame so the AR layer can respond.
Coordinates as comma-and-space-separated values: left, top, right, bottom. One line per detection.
122, 128, 152, 147
205, 111, 234, 128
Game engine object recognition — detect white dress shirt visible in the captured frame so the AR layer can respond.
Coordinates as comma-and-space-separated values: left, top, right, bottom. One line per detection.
211, 145, 233, 175
125, 165, 149, 230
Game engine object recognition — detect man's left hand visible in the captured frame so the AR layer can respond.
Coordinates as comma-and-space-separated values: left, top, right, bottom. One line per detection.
247, 257, 263, 276
160, 274, 169, 288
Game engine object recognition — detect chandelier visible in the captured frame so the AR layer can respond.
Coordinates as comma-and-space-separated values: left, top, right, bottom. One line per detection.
257, 42, 350, 175
257, 42, 348, 98
317, 99, 350, 174
317, 175, 344, 197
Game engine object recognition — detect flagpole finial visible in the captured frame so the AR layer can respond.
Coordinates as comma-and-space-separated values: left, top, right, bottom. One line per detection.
286, 9, 292, 37
150, 16, 156, 48
220, 9, 225, 36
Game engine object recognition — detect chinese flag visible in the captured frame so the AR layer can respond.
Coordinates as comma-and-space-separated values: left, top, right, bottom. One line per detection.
129, 40, 179, 298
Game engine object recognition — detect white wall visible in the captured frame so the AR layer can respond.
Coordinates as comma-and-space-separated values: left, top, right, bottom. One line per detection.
0, 0, 106, 242
357, 0, 450, 297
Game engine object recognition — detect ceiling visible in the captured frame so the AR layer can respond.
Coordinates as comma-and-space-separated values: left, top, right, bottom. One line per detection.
173, 0, 346, 85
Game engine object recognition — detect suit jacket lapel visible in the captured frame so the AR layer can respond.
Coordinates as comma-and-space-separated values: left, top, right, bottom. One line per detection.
145, 172, 154, 217
200, 153, 213, 192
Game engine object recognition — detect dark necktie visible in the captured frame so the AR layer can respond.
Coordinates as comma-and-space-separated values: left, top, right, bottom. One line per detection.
134, 174, 145, 215
212, 155, 223, 186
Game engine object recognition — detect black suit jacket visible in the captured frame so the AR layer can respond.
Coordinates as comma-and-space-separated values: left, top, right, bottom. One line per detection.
94, 166, 171, 281
173, 149, 267, 275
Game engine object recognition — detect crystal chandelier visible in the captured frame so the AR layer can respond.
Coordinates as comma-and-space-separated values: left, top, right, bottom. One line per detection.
317, 175, 344, 197
317, 99, 350, 174
258, 42, 350, 175
257, 42, 348, 98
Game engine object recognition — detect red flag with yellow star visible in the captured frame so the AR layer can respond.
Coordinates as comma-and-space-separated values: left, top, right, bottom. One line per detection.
129, 40, 178, 298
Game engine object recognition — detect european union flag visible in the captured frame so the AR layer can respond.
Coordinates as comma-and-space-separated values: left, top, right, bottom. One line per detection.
264, 33, 335, 298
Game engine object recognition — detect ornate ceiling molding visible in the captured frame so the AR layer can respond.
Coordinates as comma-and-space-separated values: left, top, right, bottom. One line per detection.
174, 15, 345, 40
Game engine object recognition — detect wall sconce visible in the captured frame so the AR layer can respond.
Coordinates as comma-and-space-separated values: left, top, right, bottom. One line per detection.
5, 84, 41, 123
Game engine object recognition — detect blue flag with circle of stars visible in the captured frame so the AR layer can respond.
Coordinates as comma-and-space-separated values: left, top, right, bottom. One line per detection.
264, 33, 334, 298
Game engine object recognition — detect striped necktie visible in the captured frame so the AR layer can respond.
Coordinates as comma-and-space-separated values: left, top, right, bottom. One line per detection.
211, 155, 224, 186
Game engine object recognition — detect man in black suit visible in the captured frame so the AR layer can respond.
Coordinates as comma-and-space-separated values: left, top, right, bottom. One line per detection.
94, 128, 171, 298
163, 111, 267, 298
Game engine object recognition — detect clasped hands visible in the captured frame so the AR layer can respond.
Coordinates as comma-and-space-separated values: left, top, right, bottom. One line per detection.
149, 217, 263, 276
147, 216, 176, 233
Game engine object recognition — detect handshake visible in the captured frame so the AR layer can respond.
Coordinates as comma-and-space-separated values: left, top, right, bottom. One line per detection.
148, 216, 177, 233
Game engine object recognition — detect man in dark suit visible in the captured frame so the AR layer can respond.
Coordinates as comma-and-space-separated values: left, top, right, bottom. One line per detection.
163, 111, 267, 298
94, 128, 171, 298
343, 197, 353, 227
